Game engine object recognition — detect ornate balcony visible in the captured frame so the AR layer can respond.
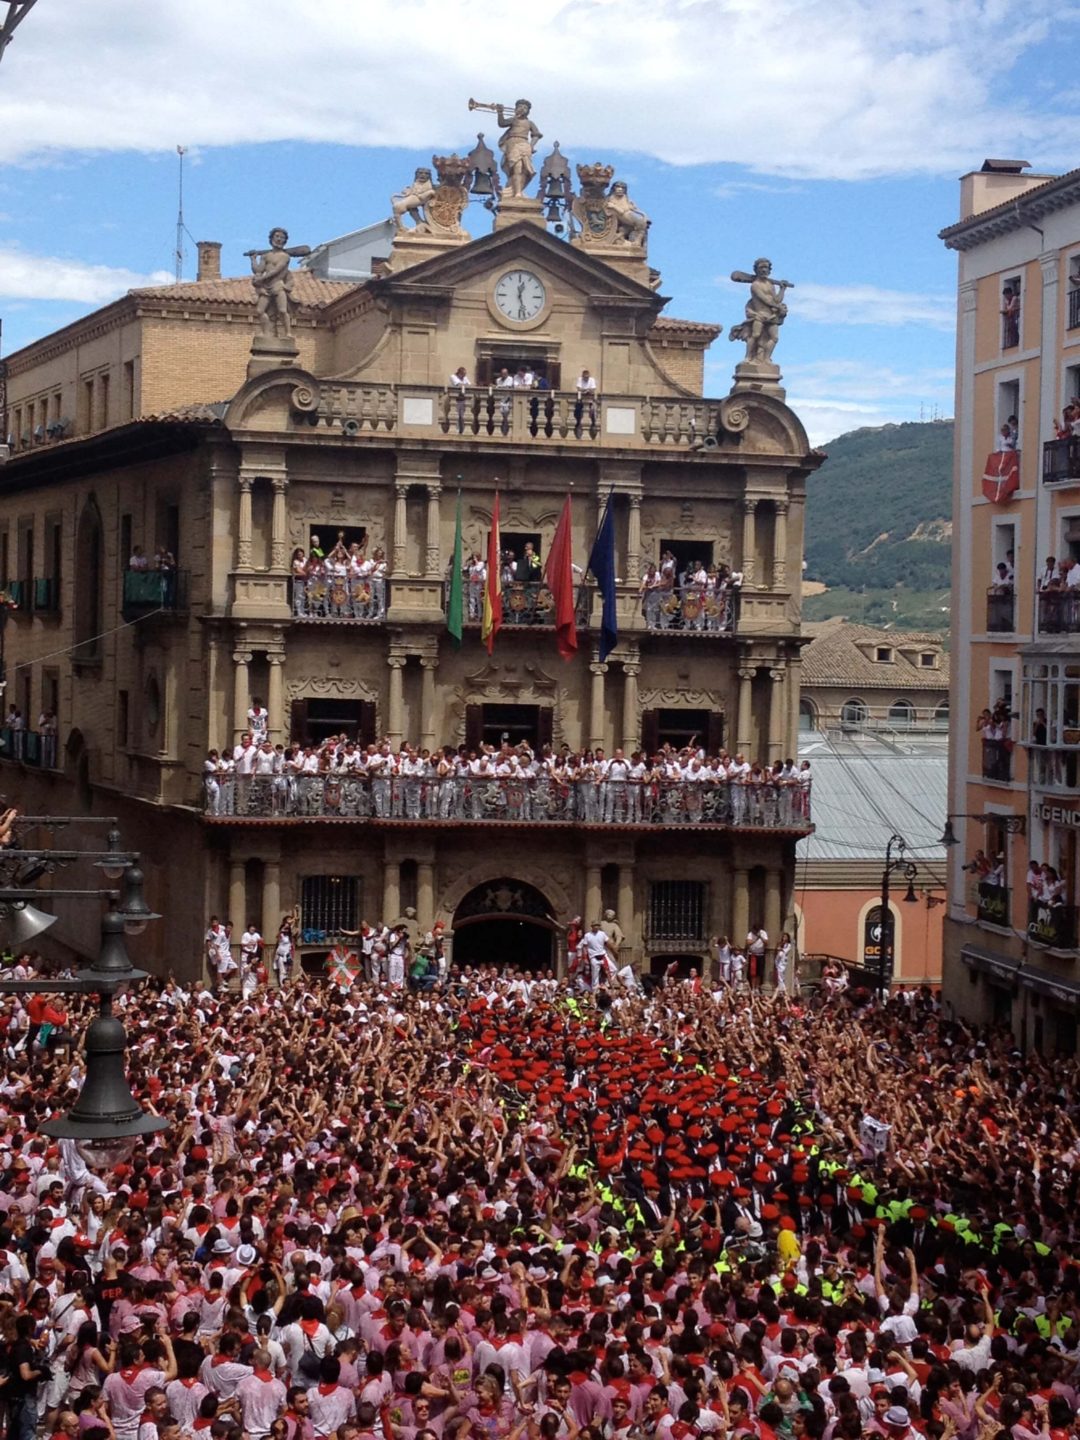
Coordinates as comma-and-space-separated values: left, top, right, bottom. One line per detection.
976, 880, 1009, 927
1037, 589, 1080, 634
981, 737, 1012, 782
292, 574, 388, 623
301, 381, 746, 451
986, 586, 1014, 633
1043, 437, 1080, 485
121, 568, 188, 621
204, 775, 812, 831
0, 727, 58, 768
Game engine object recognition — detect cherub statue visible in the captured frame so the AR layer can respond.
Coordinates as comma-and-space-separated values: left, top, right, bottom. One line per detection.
245, 228, 311, 339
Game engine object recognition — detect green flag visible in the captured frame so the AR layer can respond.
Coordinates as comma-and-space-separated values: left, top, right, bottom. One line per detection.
447, 487, 464, 646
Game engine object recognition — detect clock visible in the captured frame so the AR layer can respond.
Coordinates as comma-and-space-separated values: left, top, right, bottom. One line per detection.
493, 269, 547, 323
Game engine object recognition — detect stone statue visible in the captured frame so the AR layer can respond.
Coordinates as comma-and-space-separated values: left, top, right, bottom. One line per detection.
468, 97, 542, 198
245, 228, 311, 339
729, 258, 793, 364
391, 167, 437, 232
607, 180, 649, 248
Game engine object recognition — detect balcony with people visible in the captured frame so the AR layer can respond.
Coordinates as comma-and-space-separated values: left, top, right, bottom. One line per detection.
204, 733, 813, 833
977, 700, 1013, 782
0, 707, 58, 769
965, 850, 1010, 927
1027, 861, 1077, 949
986, 574, 1015, 633
1043, 400, 1080, 484
291, 532, 389, 623
122, 545, 186, 620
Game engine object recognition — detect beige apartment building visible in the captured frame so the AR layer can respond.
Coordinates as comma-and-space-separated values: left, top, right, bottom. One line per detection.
942, 159, 1080, 1051
0, 127, 819, 980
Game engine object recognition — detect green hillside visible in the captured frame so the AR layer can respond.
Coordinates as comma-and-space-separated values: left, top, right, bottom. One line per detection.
803, 419, 953, 631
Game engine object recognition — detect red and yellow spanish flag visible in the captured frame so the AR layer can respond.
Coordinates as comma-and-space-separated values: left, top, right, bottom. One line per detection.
482, 490, 503, 654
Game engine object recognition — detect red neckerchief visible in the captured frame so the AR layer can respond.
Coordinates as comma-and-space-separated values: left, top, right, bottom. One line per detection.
300, 1319, 321, 1337
254, 1369, 274, 1382
120, 1364, 146, 1383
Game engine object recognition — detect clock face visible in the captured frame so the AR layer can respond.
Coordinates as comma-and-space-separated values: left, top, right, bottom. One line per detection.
493, 269, 547, 322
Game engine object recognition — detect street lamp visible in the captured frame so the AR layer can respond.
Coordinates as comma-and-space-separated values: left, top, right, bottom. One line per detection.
940, 813, 1027, 846
879, 833, 920, 991
0, 819, 166, 1163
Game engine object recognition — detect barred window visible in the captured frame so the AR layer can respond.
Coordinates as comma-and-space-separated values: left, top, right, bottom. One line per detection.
300, 875, 359, 942
648, 881, 705, 941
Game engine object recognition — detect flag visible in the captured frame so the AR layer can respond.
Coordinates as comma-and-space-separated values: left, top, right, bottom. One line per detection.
482, 490, 502, 654
587, 491, 618, 662
544, 493, 578, 661
982, 450, 1019, 504
447, 488, 464, 647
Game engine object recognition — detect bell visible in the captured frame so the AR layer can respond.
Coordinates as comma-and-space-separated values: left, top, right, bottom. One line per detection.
545, 200, 562, 223
471, 170, 493, 197
3, 901, 57, 946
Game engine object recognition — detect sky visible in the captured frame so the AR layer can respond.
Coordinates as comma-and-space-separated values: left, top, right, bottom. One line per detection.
1, 0, 1079, 445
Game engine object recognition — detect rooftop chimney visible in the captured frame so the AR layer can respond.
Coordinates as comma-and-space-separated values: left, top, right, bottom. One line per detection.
196, 240, 222, 282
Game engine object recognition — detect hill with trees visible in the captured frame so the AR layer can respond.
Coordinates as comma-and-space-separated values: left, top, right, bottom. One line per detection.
802, 419, 953, 631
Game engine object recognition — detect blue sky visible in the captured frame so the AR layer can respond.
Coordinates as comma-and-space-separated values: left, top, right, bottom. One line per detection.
1, 0, 1078, 445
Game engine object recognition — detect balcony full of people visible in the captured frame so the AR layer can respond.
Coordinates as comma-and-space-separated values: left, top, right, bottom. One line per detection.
292, 535, 389, 621
205, 727, 812, 829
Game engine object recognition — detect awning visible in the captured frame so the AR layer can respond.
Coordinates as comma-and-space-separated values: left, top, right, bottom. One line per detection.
1018, 966, 1080, 1006
961, 945, 1021, 985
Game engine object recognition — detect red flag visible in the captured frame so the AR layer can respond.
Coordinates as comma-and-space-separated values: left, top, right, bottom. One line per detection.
482, 491, 503, 654
544, 493, 578, 660
982, 450, 1019, 504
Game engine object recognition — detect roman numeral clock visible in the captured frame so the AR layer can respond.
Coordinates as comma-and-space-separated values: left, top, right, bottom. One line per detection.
491, 269, 549, 328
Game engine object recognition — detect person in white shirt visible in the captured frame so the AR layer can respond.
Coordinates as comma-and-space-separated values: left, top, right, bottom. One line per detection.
239, 925, 262, 996
575, 369, 598, 431
582, 921, 611, 991
449, 366, 470, 433
247, 701, 269, 741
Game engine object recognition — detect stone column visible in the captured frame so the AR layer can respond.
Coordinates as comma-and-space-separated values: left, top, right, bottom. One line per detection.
731, 867, 749, 948
768, 666, 786, 763
417, 860, 435, 933
270, 476, 288, 571
787, 652, 802, 755
585, 865, 602, 926
419, 657, 438, 751
589, 660, 608, 752
626, 494, 642, 580
383, 853, 400, 924
232, 650, 253, 742
387, 655, 406, 746
392, 484, 409, 574
617, 860, 636, 967
262, 861, 281, 965
267, 654, 285, 742
424, 484, 442, 578
765, 869, 783, 978
736, 665, 755, 757
237, 476, 254, 571
773, 500, 788, 590
741, 498, 757, 587
228, 860, 246, 931
622, 662, 640, 751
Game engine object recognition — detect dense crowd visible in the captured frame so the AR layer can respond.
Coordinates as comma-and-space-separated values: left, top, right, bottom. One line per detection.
203, 735, 812, 827
0, 959, 1073, 1440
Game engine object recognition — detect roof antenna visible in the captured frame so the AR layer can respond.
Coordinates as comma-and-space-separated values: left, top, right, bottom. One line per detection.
175, 145, 187, 282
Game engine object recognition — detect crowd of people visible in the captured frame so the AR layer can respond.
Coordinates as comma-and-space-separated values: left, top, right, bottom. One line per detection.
203, 733, 813, 828
291, 537, 389, 621
0, 952, 1076, 1440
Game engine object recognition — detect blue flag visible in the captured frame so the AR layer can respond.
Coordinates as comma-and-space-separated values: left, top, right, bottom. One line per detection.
587, 494, 618, 662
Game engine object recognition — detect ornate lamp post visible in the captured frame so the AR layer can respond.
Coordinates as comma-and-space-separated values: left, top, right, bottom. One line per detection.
879, 833, 920, 991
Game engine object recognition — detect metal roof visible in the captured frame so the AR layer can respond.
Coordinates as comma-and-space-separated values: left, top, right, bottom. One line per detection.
796, 732, 947, 869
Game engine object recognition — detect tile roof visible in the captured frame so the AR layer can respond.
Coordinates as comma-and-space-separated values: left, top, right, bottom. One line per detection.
940, 166, 1080, 249
130, 275, 361, 309
801, 620, 949, 691
650, 315, 723, 338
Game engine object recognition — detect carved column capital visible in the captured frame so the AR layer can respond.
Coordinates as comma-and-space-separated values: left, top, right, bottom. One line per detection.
623, 663, 641, 680
386, 655, 407, 671
419, 656, 439, 671
743, 497, 759, 514
774, 499, 789, 516
768, 667, 786, 683
427, 482, 443, 498
737, 667, 757, 682
590, 662, 609, 677
271, 474, 288, 493
232, 650, 254, 666
267, 653, 285, 668
238, 475, 254, 494
395, 483, 409, 501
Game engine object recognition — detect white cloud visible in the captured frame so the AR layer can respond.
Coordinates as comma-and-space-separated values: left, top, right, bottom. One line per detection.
781, 359, 954, 445
0, 0, 1076, 180
789, 284, 955, 332
0, 249, 172, 304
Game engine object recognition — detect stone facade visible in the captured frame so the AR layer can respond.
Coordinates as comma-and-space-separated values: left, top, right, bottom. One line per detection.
0, 189, 820, 981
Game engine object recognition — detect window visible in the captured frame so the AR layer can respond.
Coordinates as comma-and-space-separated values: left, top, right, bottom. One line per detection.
1069, 259, 1080, 331
934, 701, 949, 729
888, 699, 916, 729
798, 698, 818, 732
648, 881, 706, 942
308, 524, 366, 556
117, 690, 129, 748
79, 377, 94, 433
659, 538, 714, 581
875, 647, 893, 663
74, 497, 104, 662
639, 708, 724, 755
1066, 363, 1080, 410
300, 875, 359, 939
502, 531, 542, 575
997, 379, 1020, 448
144, 675, 161, 739
97, 371, 109, 429
120, 513, 133, 570
123, 360, 135, 420
290, 698, 377, 747
464, 703, 553, 752
841, 698, 868, 728
10, 408, 19, 447
1001, 275, 1021, 349
920, 652, 937, 668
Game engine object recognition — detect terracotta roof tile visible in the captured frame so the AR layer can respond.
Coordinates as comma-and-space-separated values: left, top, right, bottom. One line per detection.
130, 275, 360, 309
801, 620, 950, 691
650, 315, 722, 339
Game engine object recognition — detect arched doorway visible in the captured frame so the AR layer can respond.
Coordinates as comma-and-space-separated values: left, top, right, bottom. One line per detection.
452, 878, 556, 973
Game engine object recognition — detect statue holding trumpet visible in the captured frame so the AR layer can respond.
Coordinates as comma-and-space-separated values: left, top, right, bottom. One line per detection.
468, 97, 542, 199
244, 228, 311, 339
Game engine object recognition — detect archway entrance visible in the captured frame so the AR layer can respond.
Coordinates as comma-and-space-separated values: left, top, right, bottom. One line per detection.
452, 878, 557, 973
